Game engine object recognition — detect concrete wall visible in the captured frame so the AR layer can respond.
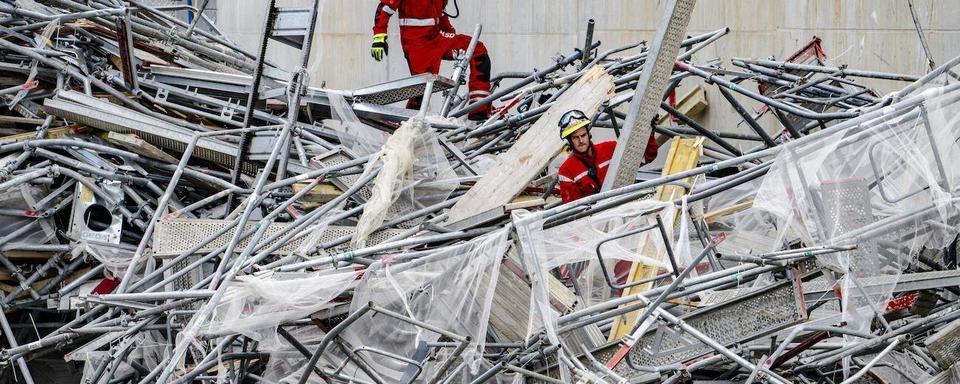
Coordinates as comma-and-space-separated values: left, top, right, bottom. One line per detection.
218, 1, 960, 147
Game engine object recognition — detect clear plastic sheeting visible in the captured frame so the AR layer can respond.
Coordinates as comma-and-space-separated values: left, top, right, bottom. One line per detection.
341, 228, 509, 381
352, 116, 457, 247
201, 269, 358, 340
80, 331, 168, 384
73, 241, 134, 280
754, 82, 960, 337
258, 325, 329, 384
511, 200, 676, 380
326, 92, 387, 156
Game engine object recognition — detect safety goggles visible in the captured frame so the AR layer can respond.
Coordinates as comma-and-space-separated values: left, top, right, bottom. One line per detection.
558, 110, 588, 129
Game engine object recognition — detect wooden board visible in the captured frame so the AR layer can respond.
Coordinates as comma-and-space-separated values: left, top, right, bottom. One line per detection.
445, 65, 615, 224
0, 125, 87, 145
703, 200, 753, 224
608, 137, 703, 340
291, 181, 343, 208
489, 244, 604, 350
656, 84, 708, 125
103, 131, 179, 163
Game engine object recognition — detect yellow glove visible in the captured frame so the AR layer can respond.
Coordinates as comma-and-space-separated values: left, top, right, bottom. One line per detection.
371, 34, 388, 62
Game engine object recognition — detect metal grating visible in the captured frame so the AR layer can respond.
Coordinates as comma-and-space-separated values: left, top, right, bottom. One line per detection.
927, 317, 960, 368
627, 276, 806, 367
821, 179, 873, 240
352, 74, 454, 106
152, 219, 404, 257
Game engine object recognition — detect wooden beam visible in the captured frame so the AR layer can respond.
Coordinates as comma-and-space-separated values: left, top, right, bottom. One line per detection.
446, 65, 615, 224
103, 131, 179, 163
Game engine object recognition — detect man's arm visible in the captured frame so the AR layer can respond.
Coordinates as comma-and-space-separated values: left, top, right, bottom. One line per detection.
642, 131, 659, 163
439, 14, 456, 34
372, 1, 398, 36
439, 0, 456, 33
558, 177, 582, 204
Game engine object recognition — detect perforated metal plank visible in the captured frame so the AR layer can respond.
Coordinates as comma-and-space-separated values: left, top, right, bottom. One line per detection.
350, 74, 454, 106
153, 219, 404, 257
627, 276, 806, 367
927, 317, 960, 368
821, 178, 873, 240
603, 0, 697, 191
585, 342, 660, 382
928, 363, 960, 384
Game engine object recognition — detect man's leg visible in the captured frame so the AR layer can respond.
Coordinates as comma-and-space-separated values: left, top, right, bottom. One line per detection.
403, 42, 443, 110
441, 33, 492, 120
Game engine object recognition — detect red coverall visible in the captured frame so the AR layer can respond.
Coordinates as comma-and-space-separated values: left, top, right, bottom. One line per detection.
373, 0, 492, 117
557, 139, 658, 287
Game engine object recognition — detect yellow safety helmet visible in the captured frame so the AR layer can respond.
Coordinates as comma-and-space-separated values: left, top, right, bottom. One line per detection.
559, 109, 590, 139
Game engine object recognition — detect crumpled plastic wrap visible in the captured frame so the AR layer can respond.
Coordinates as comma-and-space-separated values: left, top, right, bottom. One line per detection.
202, 269, 358, 341
327, 92, 387, 156
73, 241, 134, 280
753, 82, 960, 340
351, 116, 457, 247
511, 199, 677, 381
340, 228, 509, 381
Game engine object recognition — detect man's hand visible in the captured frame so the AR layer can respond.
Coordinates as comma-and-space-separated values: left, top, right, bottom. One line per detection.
371, 34, 388, 62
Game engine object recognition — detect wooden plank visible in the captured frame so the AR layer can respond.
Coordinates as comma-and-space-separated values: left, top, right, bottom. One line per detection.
0, 125, 87, 145
656, 84, 708, 125
489, 244, 599, 344
291, 181, 343, 208
445, 65, 615, 224
703, 200, 753, 224
608, 137, 703, 340
103, 131, 179, 163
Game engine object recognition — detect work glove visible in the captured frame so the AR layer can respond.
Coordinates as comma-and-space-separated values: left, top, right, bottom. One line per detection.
371, 34, 388, 62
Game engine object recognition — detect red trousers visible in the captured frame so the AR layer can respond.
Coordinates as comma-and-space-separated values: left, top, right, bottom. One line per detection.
402, 31, 492, 116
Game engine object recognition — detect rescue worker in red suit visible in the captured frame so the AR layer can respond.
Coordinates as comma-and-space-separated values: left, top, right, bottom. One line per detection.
371, 0, 493, 121
556, 109, 658, 288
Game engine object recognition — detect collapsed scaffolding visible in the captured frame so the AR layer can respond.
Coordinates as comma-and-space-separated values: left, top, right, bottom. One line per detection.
0, 0, 959, 383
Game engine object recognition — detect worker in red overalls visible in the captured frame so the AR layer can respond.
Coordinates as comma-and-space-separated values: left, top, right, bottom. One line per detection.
371, 0, 493, 121
556, 109, 659, 289
557, 110, 658, 204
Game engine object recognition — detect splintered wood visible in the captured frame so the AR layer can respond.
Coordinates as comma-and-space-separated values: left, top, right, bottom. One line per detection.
445, 65, 615, 224
608, 137, 703, 340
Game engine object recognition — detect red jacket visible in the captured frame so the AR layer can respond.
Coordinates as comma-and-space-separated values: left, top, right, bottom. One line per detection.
558, 139, 657, 204
373, 0, 456, 44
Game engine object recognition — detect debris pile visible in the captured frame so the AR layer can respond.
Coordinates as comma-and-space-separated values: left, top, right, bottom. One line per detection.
0, 1, 959, 383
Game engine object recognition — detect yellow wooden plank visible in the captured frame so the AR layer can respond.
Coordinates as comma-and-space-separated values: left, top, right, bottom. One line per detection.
703, 200, 753, 224
608, 136, 703, 340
